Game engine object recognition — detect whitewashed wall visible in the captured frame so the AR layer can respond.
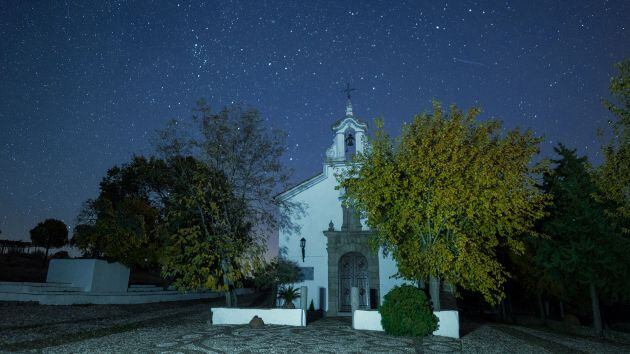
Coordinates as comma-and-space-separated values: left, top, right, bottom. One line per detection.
279, 164, 348, 312
46, 259, 130, 292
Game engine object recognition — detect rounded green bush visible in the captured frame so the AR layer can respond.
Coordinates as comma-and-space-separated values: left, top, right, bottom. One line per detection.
379, 284, 439, 337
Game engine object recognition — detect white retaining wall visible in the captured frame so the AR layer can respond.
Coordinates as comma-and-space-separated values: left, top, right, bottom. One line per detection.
46, 259, 130, 292
211, 308, 306, 326
352, 310, 460, 339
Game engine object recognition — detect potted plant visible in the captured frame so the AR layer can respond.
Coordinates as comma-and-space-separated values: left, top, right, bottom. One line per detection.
277, 285, 300, 308
306, 300, 324, 323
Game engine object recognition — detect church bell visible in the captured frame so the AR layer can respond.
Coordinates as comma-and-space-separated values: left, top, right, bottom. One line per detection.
345, 133, 355, 147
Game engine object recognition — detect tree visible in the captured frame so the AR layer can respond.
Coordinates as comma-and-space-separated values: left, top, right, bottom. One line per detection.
155, 101, 303, 242
598, 59, 630, 234
339, 102, 549, 306
30, 219, 68, 262
73, 156, 172, 268
160, 156, 257, 306
534, 144, 630, 334
154, 102, 303, 304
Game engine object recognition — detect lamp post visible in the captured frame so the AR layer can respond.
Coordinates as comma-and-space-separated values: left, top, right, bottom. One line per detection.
300, 237, 306, 262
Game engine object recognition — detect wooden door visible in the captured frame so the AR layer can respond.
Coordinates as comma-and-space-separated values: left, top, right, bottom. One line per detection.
339, 252, 369, 312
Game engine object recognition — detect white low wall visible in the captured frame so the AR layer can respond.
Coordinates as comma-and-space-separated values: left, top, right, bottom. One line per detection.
211, 308, 306, 326
433, 310, 459, 338
46, 259, 130, 293
352, 310, 460, 339
353, 310, 383, 331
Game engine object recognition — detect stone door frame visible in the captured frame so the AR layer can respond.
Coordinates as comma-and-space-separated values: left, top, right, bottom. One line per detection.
323, 230, 379, 316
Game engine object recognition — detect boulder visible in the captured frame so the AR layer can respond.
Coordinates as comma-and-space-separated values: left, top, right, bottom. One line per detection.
249, 315, 264, 329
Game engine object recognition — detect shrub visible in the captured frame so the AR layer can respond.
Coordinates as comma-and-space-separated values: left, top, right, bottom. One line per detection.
277, 285, 300, 308
379, 284, 439, 337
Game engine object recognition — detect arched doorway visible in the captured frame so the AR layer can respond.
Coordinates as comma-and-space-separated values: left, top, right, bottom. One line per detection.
339, 252, 369, 312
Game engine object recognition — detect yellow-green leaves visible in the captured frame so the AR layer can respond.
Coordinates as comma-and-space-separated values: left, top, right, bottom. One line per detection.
340, 102, 549, 305
160, 157, 259, 292
598, 59, 630, 234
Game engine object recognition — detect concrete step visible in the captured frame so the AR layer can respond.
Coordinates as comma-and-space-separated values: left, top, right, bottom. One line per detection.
0, 281, 73, 287
0, 283, 83, 293
127, 285, 164, 292
0, 289, 223, 305
128, 284, 160, 288
0, 287, 254, 305
127, 287, 169, 292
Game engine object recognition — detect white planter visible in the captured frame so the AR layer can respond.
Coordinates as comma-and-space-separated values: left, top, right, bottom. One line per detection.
352, 309, 460, 339
433, 310, 459, 338
211, 308, 306, 326
353, 310, 383, 331
46, 259, 130, 293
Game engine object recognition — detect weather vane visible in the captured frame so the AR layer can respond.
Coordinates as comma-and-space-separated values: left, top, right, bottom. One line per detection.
342, 83, 356, 100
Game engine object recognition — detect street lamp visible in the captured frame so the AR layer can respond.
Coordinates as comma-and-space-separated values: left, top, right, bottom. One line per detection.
300, 237, 306, 262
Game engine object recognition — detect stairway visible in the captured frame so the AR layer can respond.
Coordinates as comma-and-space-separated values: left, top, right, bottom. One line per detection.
0, 281, 252, 305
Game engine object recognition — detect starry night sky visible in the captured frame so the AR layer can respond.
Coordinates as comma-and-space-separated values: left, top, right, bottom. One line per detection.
1, 1, 629, 247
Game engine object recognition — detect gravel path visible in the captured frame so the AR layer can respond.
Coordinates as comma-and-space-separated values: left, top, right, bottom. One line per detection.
1, 300, 628, 353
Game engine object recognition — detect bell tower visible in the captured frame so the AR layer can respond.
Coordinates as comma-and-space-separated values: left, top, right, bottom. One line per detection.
325, 85, 368, 164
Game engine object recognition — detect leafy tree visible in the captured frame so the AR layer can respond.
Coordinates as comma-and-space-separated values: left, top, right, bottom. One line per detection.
154, 102, 303, 305
339, 102, 549, 306
160, 156, 257, 306
73, 156, 172, 267
598, 59, 630, 233
30, 219, 68, 261
155, 101, 303, 243
509, 241, 566, 321
74, 153, 259, 306
534, 144, 630, 334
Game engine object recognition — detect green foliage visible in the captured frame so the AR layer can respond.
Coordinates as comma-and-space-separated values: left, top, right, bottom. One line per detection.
253, 257, 300, 290
379, 285, 438, 337
29, 219, 68, 258
160, 156, 258, 292
277, 285, 300, 303
534, 145, 630, 301
73, 156, 171, 267
155, 101, 303, 238
75, 101, 299, 297
598, 59, 630, 234
309, 299, 315, 311
339, 102, 549, 304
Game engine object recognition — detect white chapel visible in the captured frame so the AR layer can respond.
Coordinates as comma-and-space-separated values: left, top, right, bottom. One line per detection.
277, 96, 407, 316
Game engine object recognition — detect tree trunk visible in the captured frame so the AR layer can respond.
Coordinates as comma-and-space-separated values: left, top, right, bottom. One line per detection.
221, 259, 232, 307
232, 289, 238, 307
536, 292, 545, 321
499, 300, 507, 322
507, 291, 514, 323
43, 241, 50, 266
590, 282, 603, 335
429, 275, 441, 311
559, 300, 565, 320
544, 300, 550, 318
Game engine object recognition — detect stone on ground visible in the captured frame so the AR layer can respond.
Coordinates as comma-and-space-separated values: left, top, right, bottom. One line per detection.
249, 315, 264, 329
